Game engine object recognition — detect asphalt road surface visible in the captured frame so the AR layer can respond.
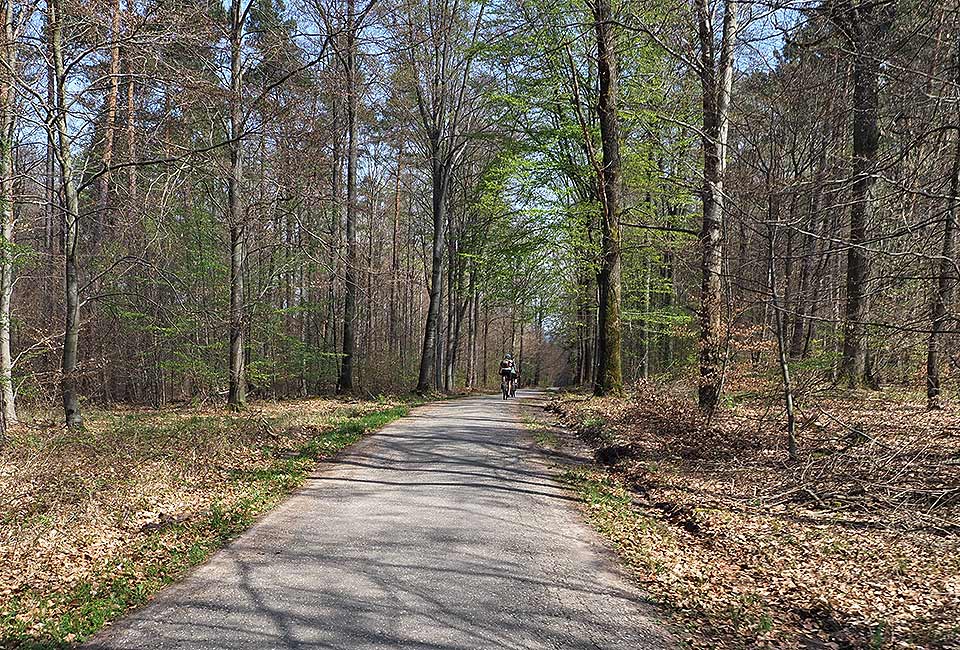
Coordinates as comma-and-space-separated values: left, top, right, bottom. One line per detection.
86, 393, 674, 650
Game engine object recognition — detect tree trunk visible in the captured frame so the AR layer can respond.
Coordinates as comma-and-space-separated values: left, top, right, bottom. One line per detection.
227, 0, 247, 409
443, 232, 456, 392
447, 287, 468, 392
482, 303, 489, 387
584, 280, 595, 385
0, 0, 16, 429
417, 150, 447, 393
768, 225, 797, 461
534, 307, 543, 386
696, 0, 737, 413
390, 151, 401, 362
927, 78, 960, 408
97, 0, 121, 224
840, 59, 877, 386
338, 0, 358, 393
641, 236, 651, 379
834, 3, 894, 387
326, 102, 342, 389
45, 44, 56, 256
434, 264, 445, 390
518, 318, 525, 387
465, 280, 475, 389
125, 38, 137, 210
50, 0, 82, 427
575, 299, 585, 384
470, 286, 480, 387
790, 188, 820, 357
592, 0, 623, 397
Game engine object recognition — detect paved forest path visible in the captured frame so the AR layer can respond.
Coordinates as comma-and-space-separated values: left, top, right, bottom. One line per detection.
86, 393, 674, 649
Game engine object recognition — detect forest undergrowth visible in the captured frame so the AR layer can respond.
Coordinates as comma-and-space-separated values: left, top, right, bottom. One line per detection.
543, 374, 959, 649
0, 396, 417, 649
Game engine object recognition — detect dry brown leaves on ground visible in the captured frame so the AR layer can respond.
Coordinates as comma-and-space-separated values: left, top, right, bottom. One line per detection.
549, 381, 959, 649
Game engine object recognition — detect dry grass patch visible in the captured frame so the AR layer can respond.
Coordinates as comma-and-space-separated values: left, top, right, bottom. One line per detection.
0, 397, 414, 649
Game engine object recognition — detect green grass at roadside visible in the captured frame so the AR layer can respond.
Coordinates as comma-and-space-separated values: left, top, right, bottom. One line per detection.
557, 467, 678, 579
521, 416, 560, 449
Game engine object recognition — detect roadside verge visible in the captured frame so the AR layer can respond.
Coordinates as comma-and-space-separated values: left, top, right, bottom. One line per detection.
1, 397, 421, 649
520, 390, 959, 650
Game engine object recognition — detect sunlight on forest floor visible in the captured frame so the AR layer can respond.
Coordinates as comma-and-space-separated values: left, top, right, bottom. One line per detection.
0, 396, 414, 648
534, 380, 960, 649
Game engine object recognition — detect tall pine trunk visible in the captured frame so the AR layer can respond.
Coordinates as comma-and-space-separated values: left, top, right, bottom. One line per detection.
97, 0, 121, 222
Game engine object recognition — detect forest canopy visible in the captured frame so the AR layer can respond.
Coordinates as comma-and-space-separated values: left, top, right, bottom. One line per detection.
0, 0, 955, 429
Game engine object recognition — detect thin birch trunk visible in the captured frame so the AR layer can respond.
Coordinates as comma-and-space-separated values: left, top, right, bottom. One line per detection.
0, 0, 16, 428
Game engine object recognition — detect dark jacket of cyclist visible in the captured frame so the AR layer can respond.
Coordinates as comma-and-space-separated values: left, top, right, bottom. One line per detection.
499, 355, 515, 378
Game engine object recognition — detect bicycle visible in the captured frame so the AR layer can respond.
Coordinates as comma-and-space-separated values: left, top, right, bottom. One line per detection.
501, 374, 510, 400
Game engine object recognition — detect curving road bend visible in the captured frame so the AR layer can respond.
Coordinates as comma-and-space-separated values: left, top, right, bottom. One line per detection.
86, 393, 675, 650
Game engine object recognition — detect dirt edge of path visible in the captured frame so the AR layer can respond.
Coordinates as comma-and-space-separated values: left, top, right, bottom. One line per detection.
517, 391, 686, 648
